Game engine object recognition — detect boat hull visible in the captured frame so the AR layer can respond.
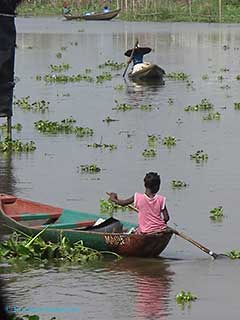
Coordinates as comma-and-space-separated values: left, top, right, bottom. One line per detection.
0, 194, 172, 257
64, 9, 120, 21
129, 64, 165, 82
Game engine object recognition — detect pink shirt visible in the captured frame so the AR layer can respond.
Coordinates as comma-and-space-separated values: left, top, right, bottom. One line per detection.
134, 192, 167, 233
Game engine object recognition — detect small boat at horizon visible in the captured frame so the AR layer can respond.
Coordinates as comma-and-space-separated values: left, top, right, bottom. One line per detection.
0, 194, 173, 258
64, 8, 121, 21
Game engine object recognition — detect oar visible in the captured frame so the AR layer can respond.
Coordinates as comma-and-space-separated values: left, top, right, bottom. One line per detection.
106, 193, 223, 259
122, 39, 139, 78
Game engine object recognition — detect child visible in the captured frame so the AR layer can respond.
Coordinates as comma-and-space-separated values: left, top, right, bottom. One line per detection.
109, 172, 170, 233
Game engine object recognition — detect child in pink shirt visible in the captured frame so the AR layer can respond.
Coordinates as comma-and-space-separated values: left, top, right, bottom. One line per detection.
109, 172, 170, 233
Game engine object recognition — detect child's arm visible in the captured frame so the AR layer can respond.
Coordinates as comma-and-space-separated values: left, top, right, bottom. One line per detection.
162, 206, 170, 223
109, 193, 134, 206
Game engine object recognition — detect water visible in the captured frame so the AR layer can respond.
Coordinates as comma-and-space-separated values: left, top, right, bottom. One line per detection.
1, 17, 240, 319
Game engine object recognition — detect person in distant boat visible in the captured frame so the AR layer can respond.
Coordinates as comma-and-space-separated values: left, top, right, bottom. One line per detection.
62, 1, 71, 15
102, 6, 110, 13
124, 44, 152, 73
109, 172, 170, 234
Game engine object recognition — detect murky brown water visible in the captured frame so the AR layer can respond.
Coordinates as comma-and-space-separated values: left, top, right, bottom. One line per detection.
1, 17, 240, 319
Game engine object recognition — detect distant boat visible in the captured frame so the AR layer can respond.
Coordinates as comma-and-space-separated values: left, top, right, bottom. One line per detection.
64, 8, 121, 21
0, 194, 173, 258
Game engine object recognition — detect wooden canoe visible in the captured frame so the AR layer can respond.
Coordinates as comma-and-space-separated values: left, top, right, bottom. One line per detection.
128, 63, 166, 82
0, 194, 173, 258
64, 8, 120, 21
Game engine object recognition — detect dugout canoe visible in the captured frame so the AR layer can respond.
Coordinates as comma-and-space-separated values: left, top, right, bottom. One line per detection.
64, 8, 120, 21
128, 63, 166, 82
0, 194, 173, 258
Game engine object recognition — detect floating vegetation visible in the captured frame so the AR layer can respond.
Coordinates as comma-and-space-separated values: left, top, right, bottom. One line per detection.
147, 135, 159, 147
79, 164, 101, 173
85, 68, 92, 73
14, 96, 49, 112
175, 290, 197, 304
202, 112, 221, 120
114, 84, 124, 91
166, 72, 189, 80
49, 63, 70, 72
171, 180, 187, 188
100, 199, 129, 214
142, 148, 157, 158
36, 74, 41, 81
96, 72, 112, 83
202, 74, 209, 80
34, 117, 93, 137
98, 60, 125, 70
162, 136, 176, 147
44, 73, 94, 83
8, 314, 56, 320
209, 206, 224, 220
113, 101, 134, 111
184, 98, 214, 112
190, 150, 208, 162
0, 122, 22, 131
0, 138, 36, 153
139, 104, 153, 111
234, 102, 240, 110
56, 52, 62, 59
87, 143, 117, 151
0, 231, 108, 265
168, 98, 174, 104
102, 116, 119, 123
225, 250, 240, 259
220, 84, 230, 90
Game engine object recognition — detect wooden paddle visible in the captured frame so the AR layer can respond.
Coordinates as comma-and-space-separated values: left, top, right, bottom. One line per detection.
122, 39, 139, 78
106, 193, 222, 259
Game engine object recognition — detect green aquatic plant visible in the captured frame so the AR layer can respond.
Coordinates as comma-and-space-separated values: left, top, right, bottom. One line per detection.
225, 250, 240, 259
184, 98, 214, 112
102, 116, 119, 123
114, 84, 124, 91
171, 180, 187, 188
162, 136, 176, 147
96, 72, 112, 83
175, 290, 197, 304
142, 148, 157, 158
147, 135, 159, 147
56, 52, 62, 59
44, 73, 94, 83
35, 74, 42, 80
0, 123, 22, 131
190, 150, 208, 162
112, 101, 134, 111
202, 112, 221, 120
0, 138, 36, 153
202, 74, 209, 80
234, 102, 240, 110
100, 199, 128, 214
79, 164, 101, 173
209, 206, 224, 220
87, 143, 117, 151
98, 60, 125, 70
49, 63, 70, 72
166, 72, 189, 80
168, 98, 174, 104
74, 126, 93, 137
139, 104, 153, 111
14, 96, 49, 112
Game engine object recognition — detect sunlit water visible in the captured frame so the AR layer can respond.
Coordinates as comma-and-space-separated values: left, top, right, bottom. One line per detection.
1, 17, 240, 319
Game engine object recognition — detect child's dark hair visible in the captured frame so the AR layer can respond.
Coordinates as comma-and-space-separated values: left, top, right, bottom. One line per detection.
144, 172, 161, 194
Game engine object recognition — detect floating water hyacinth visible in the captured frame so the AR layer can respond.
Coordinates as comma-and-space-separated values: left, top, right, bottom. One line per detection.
0, 138, 36, 153
114, 84, 124, 91
162, 136, 176, 147
202, 112, 221, 120
79, 164, 101, 173
96, 72, 112, 83
100, 199, 129, 214
190, 150, 208, 162
44, 73, 94, 83
142, 148, 157, 157
184, 98, 214, 112
98, 60, 125, 70
166, 72, 190, 80
209, 206, 224, 220
113, 100, 134, 111
87, 143, 117, 151
234, 102, 240, 110
147, 135, 159, 147
175, 290, 197, 304
139, 104, 153, 111
225, 250, 240, 259
0, 123, 22, 131
171, 180, 187, 188
49, 63, 70, 72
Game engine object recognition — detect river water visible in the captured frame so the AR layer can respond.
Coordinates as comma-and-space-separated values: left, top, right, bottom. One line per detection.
1, 17, 240, 319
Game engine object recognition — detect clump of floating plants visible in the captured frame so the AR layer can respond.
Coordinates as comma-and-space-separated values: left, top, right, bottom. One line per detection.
34, 117, 93, 137
202, 74, 209, 80
112, 100, 134, 111
56, 52, 62, 59
190, 150, 208, 162
44, 73, 94, 83
162, 136, 176, 147
202, 112, 221, 120
234, 102, 240, 110
8, 314, 56, 320
168, 98, 174, 104
102, 116, 119, 123
49, 63, 70, 72
148, 135, 159, 147
166, 72, 190, 80
100, 199, 129, 214
184, 98, 214, 112
209, 206, 224, 220
87, 143, 117, 151
78, 164, 101, 173
114, 84, 124, 91
175, 290, 197, 305
225, 250, 240, 259
236, 75, 240, 80
171, 180, 188, 188
14, 96, 49, 112
0, 138, 36, 153
139, 104, 153, 111
142, 148, 157, 158
0, 231, 119, 265
0, 122, 22, 131
96, 72, 112, 84
98, 60, 125, 70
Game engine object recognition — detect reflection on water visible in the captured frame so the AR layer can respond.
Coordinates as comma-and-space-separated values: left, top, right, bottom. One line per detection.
0, 154, 16, 195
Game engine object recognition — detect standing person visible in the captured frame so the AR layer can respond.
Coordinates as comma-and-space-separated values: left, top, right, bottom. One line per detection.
109, 172, 170, 233
62, 1, 71, 15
